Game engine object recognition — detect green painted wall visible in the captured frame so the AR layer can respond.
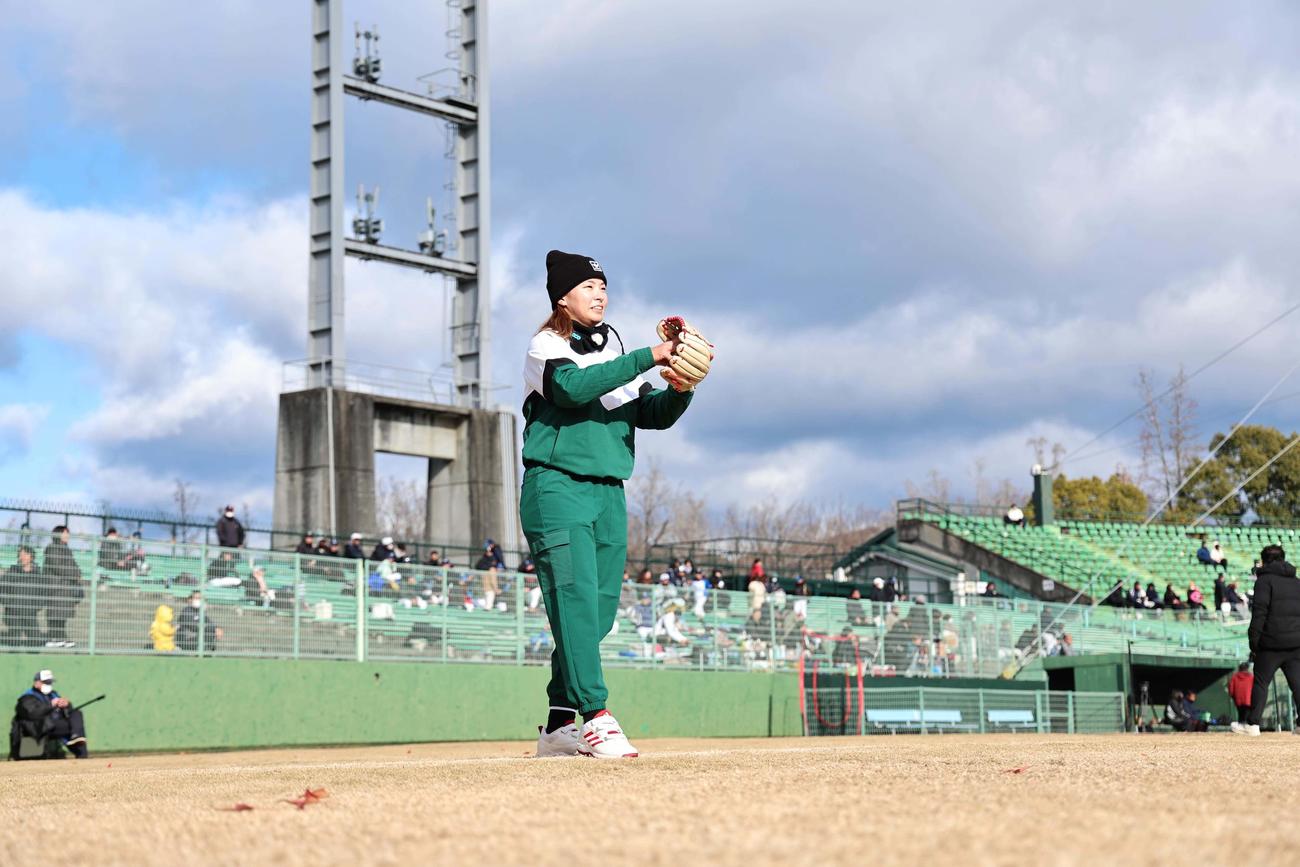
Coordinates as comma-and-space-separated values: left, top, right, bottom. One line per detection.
1, 654, 802, 752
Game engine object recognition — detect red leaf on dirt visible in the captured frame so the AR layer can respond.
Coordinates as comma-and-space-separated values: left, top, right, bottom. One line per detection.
220, 803, 255, 812
283, 787, 329, 809
105, 763, 111, 768
1003, 766, 1029, 774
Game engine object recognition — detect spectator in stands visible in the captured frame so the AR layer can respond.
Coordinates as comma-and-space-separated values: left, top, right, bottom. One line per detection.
1196, 541, 1214, 568
122, 531, 149, 575
1225, 582, 1247, 618
792, 576, 811, 621
832, 626, 860, 666
1213, 574, 1227, 614
484, 539, 507, 570
1187, 582, 1206, 611
747, 570, 767, 612
369, 554, 402, 599
206, 551, 242, 588
518, 557, 537, 576
690, 570, 708, 619
343, 532, 365, 560
394, 543, 412, 564
149, 604, 175, 652
655, 598, 690, 645
749, 558, 765, 583
1059, 633, 1076, 656
1163, 584, 1185, 611
370, 536, 395, 561
215, 506, 245, 549
42, 526, 83, 649
1227, 662, 1254, 725
243, 566, 274, 607
1210, 542, 1229, 569
176, 591, 222, 653
1130, 581, 1145, 609
313, 536, 333, 557
1003, 503, 1026, 528
1144, 582, 1163, 609
1238, 544, 1300, 736
657, 571, 680, 600
1, 546, 42, 647
473, 545, 501, 610
711, 570, 731, 612
632, 595, 654, 641
982, 580, 1000, 599
429, 549, 451, 569
97, 528, 128, 572
845, 588, 869, 626
635, 567, 653, 585
295, 532, 316, 556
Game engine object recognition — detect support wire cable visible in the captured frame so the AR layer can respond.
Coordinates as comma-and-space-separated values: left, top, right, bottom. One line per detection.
1048, 301, 1300, 474
1006, 354, 1300, 676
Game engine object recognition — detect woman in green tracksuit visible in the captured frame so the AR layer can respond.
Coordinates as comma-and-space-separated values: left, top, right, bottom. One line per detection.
524, 250, 696, 759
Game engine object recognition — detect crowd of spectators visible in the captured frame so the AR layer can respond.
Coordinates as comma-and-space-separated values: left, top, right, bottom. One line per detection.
1104, 573, 1250, 621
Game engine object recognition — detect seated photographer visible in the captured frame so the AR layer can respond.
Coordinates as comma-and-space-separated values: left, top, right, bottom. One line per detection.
10, 669, 88, 759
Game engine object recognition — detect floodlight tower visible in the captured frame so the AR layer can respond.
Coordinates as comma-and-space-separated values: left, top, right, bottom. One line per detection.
277, 0, 517, 553
306, 0, 489, 402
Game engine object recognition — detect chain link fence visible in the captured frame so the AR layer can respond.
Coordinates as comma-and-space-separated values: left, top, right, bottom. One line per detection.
0, 529, 1252, 674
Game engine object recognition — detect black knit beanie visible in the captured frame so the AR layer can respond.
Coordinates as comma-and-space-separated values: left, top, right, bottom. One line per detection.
546, 250, 607, 306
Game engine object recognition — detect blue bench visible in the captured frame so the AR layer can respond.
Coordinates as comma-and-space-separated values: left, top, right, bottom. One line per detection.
986, 709, 1037, 731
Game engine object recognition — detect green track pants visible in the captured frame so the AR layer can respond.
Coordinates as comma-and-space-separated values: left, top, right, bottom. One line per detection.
519, 465, 627, 715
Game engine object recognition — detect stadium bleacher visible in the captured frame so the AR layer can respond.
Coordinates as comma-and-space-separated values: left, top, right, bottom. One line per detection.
0, 526, 1250, 681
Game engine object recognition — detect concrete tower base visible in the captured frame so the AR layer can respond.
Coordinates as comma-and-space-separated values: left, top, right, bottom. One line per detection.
273, 387, 519, 549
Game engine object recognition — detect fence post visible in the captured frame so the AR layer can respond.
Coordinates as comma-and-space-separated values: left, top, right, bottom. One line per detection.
86, 536, 99, 656
711, 586, 720, 670
440, 567, 449, 664
918, 686, 927, 735
768, 597, 777, 671
355, 557, 366, 662
1067, 691, 1076, 734
198, 543, 208, 657
977, 689, 986, 734
1035, 691, 1045, 734
292, 555, 301, 660
515, 573, 524, 665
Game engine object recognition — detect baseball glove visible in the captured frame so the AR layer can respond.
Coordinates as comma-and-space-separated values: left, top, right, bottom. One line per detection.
656, 316, 713, 392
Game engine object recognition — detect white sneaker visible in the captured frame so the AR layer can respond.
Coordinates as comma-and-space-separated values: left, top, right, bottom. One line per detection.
1231, 722, 1260, 737
535, 723, 581, 758
576, 712, 639, 759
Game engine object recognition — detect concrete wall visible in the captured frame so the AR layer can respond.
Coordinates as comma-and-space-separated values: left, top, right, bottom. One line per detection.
0, 655, 802, 752
274, 388, 378, 538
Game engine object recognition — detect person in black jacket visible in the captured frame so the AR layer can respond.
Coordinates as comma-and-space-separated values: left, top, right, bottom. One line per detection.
215, 506, 245, 549
1238, 545, 1300, 735
42, 526, 83, 648
10, 669, 88, 759
176, 591, 223, 653
1, 546, 43, 647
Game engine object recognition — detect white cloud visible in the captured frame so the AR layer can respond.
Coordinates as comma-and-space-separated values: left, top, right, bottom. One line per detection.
0, 403, 51, 461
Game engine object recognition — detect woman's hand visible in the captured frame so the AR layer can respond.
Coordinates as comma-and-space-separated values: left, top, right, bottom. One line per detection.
651, 340, 677, 365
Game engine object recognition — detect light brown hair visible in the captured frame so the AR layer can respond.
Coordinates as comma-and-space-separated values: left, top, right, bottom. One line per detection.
537, 305, 573, 338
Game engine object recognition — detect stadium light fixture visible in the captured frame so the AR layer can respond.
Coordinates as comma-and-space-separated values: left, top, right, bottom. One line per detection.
353, 23, 382, 83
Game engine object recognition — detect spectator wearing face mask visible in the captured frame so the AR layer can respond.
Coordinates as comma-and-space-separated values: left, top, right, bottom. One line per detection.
42, 526, 83, 649
215, 506, 245, 549
10, 669, 89, 759
176, 591, 223, 653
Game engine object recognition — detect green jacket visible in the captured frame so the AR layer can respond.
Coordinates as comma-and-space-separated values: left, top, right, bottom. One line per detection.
521, 325, 692, 480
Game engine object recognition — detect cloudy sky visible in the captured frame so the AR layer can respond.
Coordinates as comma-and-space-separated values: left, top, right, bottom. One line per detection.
3, 0, 1300, 531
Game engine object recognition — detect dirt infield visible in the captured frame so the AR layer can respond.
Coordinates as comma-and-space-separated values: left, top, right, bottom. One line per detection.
2, 734, 1296, 865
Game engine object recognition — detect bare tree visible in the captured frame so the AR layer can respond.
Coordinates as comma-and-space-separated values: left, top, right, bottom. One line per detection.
172, 478, 200, 543
626, 459, 678, 564
375, 476, 426, 542
904, 468, 952, 504
1137, 365, 1199, 510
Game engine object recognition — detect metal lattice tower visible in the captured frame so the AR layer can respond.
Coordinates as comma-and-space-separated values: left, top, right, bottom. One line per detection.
308, 0, 490, 406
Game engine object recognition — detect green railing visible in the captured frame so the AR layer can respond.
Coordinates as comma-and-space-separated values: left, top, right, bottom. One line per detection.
0, 528, 1249, 674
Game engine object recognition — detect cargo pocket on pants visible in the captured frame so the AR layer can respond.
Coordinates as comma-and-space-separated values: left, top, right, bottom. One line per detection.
532, 528, 575, 592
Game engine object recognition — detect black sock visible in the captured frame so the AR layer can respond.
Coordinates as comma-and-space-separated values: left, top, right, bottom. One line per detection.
545, 708, 576, 733
582, 708, 607, 723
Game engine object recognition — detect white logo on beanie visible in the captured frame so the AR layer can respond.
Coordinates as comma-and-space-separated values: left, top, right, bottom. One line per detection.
588, 260, 603, 272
